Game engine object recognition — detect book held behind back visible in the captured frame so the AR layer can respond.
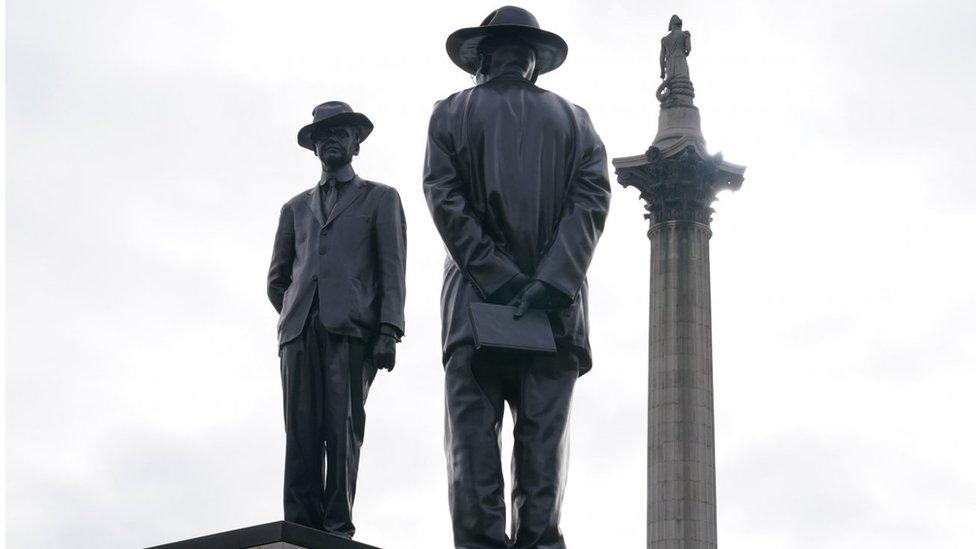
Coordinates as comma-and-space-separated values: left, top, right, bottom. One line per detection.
468, 303, 557, 354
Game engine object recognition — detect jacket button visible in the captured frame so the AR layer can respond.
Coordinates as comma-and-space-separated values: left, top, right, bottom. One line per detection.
319, 248, 326, 255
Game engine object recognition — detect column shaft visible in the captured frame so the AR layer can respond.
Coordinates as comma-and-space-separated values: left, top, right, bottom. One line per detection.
647, 220, 716, 549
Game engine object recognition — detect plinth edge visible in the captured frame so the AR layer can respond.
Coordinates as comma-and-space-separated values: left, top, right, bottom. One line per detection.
144, 521, 381, 549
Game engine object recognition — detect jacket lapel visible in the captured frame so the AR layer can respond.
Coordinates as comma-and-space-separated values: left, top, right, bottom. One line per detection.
325, 176, 365, 226
307, 185, 326, 227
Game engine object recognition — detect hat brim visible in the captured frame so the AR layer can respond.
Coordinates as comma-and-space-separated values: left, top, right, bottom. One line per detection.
298, 112, 374, 151
446, 25, 568, 76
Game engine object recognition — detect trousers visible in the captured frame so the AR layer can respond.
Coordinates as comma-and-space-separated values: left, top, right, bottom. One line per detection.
280, 311, 375, 538
445, 346, 579, 549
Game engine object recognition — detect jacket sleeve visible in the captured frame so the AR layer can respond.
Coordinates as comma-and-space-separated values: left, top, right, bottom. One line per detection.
534, 109, 611, 302
267, 203, 295, 313
375, 186, 407, 336
422, 100, 523, 299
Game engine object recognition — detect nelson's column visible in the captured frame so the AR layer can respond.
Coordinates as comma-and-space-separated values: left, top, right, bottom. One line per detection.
613, 15, 745, 548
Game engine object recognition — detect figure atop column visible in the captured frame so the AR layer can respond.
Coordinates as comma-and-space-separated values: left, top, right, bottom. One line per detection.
657, 14, 695, 108
618, 14, 742, 218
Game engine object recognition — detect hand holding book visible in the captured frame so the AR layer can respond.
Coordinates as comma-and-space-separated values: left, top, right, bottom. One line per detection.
507, 280, 569, 317
508, 281, 550, 318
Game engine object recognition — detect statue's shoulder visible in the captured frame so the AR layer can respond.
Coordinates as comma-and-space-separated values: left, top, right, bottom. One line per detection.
362, 178, 392, 193
362, 179, 401, 200
432, 88, 472, 113
571, 103, 598, 132
361, 180, 403, 213
541, 89, 589, 121
527, 85, 591, 124
429, 87, 477, 135
284, 188, 312, 208
571, 101, 592, 117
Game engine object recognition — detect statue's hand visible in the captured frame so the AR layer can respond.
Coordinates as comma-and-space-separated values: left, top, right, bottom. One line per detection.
372, 334, 397, 372
508, 281, 550, 318
488, 272, 532, 305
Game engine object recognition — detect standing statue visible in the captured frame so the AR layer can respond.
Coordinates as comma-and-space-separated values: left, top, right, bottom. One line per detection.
424, 6, 611, 549
267, 101, 406, 539
657, 14, 695, 107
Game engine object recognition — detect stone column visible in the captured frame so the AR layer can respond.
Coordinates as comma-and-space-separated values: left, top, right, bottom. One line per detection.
614, 103, 744, 548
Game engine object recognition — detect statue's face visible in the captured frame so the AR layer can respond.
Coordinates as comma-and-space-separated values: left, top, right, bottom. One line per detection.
313, 126, 359, 168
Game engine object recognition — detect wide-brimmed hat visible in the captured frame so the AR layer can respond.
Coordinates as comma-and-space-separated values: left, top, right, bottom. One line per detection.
446, 6, 568, 77
297, 101, 374, 151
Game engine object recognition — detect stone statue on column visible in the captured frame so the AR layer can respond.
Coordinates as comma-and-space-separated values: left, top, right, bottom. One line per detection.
657, 14, 694, 107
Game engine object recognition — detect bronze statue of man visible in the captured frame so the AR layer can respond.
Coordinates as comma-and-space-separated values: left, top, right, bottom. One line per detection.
267, 101, 406, 539
424, 7, 611, 548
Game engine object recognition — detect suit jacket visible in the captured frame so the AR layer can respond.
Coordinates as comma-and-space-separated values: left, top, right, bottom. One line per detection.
268, 175, 406, 346
423, 72, 611, 373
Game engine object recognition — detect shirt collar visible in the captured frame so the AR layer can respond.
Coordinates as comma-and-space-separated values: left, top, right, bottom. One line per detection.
486, 68, 531, 84
319, 163, 356, 186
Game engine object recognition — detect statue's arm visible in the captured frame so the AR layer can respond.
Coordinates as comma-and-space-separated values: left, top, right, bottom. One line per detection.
374, 186, 407, 339
423, 100, 524, 300
659, 38, 666, 78
684, 31, 692, 56
267, 203, 295, 313
533, 109, 611, 304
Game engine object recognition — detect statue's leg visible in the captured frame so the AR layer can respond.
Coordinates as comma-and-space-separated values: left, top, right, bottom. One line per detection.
280, 314, 327, 529
321, 333, 367, 539
445, 346, 510, 549
509, 351, 578, 549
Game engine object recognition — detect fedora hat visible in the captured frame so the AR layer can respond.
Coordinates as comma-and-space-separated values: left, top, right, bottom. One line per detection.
297, 101, 374, 151
446, 6, 568, 77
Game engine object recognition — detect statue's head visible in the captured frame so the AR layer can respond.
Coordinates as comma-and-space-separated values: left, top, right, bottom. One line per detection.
296, 101, 372, 163
475, 34, 538, 84
313, 125, 360, 169
669, 15, 683, 31
446, 6, 567, 84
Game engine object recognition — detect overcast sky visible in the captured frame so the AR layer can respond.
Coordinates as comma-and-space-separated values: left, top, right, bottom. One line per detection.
6, 0, 976, 547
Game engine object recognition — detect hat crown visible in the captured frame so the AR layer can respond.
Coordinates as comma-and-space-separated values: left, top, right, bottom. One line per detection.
445, 5, 566, 77
481, 6, 540, 29
311, 101, 354, 124
298, 101, 373, 150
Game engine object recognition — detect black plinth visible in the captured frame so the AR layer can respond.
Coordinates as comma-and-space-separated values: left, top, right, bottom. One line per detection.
145, 521, 381, 549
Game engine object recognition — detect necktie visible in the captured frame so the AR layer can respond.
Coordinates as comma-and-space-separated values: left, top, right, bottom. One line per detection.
322, 178, 338, 220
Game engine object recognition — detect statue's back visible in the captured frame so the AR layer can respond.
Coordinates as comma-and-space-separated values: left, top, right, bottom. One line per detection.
661, 29, 690, 81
